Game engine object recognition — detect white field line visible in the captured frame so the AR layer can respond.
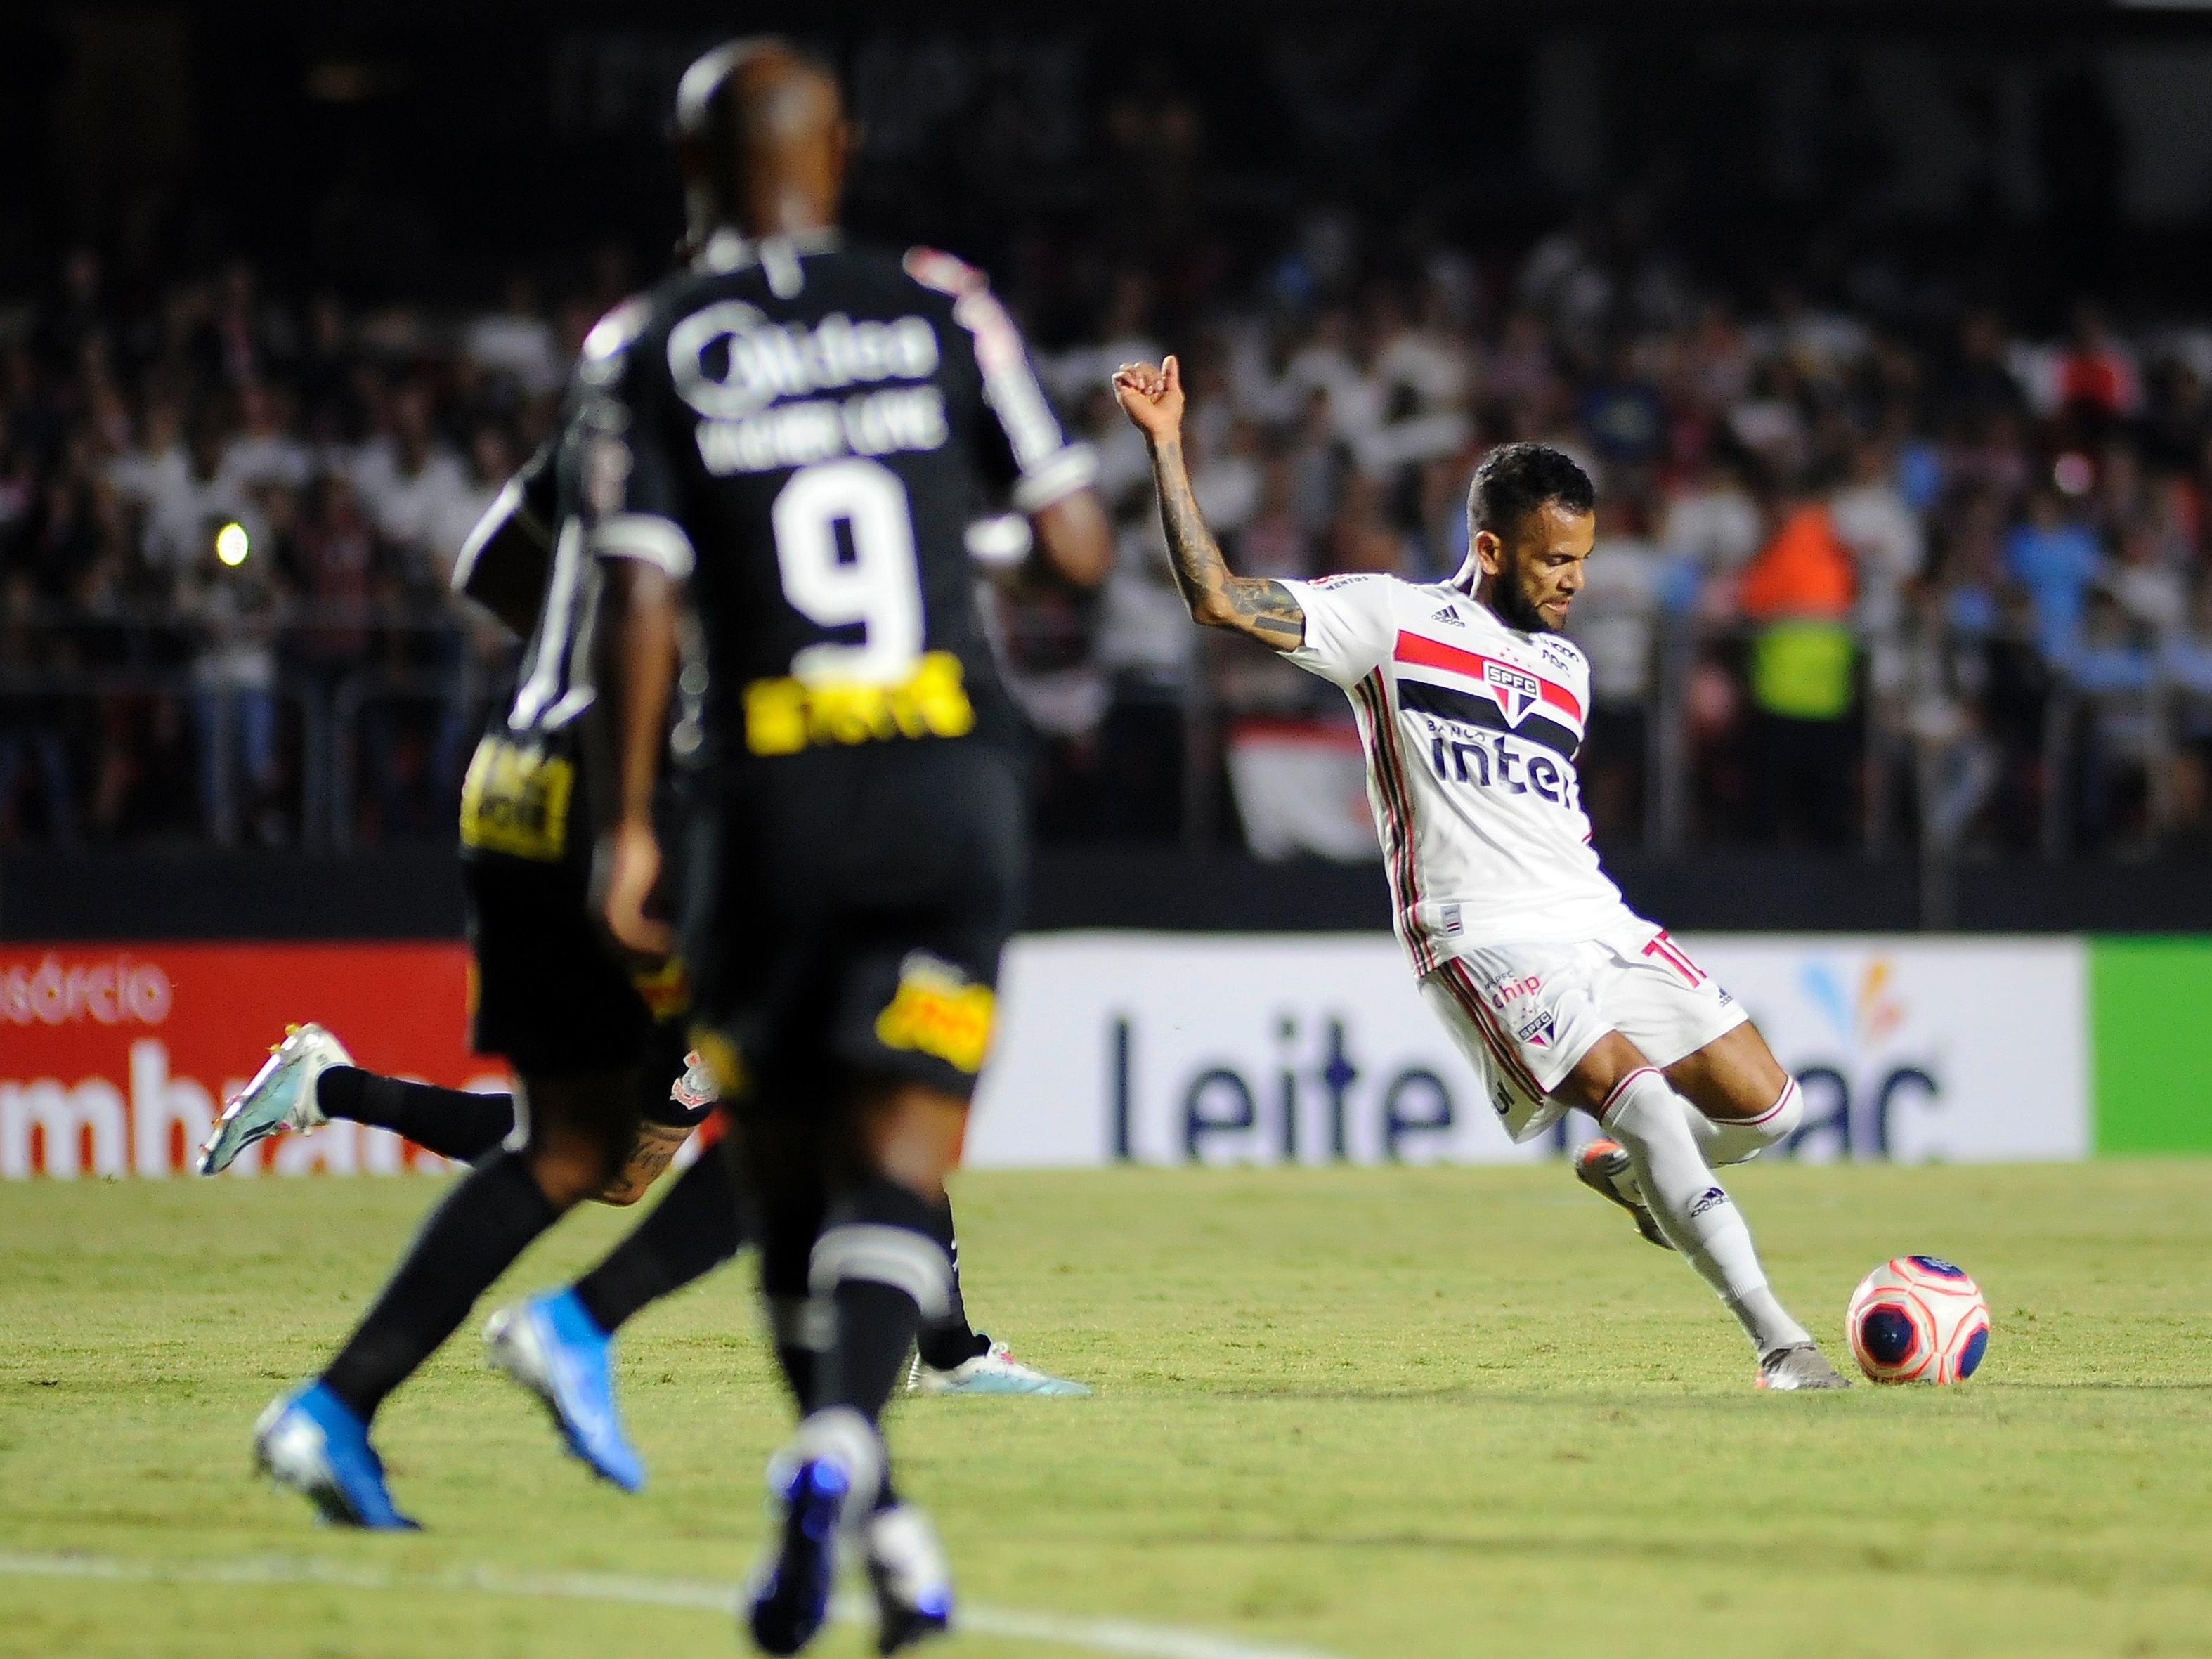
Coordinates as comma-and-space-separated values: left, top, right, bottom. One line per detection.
0, 1550, 1346, 1659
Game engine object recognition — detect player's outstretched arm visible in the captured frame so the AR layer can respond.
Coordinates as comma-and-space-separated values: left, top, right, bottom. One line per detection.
1112, 356, 1304, 653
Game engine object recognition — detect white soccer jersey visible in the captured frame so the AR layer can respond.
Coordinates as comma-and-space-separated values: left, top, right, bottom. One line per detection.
1280, 572, 1637, 969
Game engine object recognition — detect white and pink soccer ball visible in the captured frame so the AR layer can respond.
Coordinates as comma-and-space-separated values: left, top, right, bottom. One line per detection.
1845, 1256, 1991, 1384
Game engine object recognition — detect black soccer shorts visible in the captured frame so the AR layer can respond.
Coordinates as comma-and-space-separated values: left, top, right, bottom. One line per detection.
464, 855, 708, 1128
684, 741, 1024, 1109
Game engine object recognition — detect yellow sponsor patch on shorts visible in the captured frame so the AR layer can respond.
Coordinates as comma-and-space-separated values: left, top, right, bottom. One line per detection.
460, 736, 575, 861
873, 954, 995, 1075
743, 651, 975, 756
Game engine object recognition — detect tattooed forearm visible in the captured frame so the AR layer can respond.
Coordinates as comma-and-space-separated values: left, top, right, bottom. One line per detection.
1148, 437, 1305, 651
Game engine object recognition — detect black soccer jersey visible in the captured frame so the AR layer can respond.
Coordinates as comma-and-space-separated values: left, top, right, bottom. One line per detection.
575, 228, 1095, 767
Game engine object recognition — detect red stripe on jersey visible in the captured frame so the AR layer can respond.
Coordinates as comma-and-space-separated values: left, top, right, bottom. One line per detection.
1354, 670, 1433, 974
1392, 630, 1584, 724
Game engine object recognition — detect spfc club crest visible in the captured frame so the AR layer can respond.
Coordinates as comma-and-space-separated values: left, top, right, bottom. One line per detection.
1483, 659, 1542, 725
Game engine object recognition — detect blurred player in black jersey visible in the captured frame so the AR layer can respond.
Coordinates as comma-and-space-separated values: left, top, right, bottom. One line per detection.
587, 39, 1110, 1655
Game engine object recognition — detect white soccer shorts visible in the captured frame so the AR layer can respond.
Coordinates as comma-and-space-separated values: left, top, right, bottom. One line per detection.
1417, 921, 1748, 1143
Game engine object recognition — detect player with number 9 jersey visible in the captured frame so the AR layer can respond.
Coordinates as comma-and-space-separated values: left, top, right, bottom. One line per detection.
583, 42, 1115, 1651
581, 228, 1096, 1105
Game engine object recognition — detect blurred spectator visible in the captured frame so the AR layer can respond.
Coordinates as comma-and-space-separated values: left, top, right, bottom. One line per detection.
2062, 587, 2157, 843
0, 572, 75, 841
183, 517, 285, 844
1327, 471, 1406, 576
219, 384, 313, 495
1661, 455, 1762, 580
463, 275, 564, 401
2056, 304, 2142, 425
353, 382, 472, 585
1738, 490, 1859, 845
2109, 517, 2187, 641
1232, 457, 1311, 582
2005, 485, 2105, 661
289, 472, 376, 685
1568, 502, 1663, 843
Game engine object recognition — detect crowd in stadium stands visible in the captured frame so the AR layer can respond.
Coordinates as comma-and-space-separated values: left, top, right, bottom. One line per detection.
6, 232, 2212, 858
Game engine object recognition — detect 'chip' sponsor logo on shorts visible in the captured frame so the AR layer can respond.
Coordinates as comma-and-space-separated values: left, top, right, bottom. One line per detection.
1689, 1185, 1730, 1218
874, 953, 995, 1074
1486, 974, 1542, 1009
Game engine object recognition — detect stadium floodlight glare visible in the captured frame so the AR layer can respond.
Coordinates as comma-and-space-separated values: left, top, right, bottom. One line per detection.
215, 522, 251, 566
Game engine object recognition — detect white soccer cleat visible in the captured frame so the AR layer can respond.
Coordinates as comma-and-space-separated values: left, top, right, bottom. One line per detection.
905, 1338, 1091, 1397
197, 1022, 351, 1175
1757, 1342, 1852, 1391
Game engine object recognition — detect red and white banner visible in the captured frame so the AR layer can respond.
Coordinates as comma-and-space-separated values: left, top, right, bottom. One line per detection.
1224, 720, 1379, 863
1, 942, 508, 1178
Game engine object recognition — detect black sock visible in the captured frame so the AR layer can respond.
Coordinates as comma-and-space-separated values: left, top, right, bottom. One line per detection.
322, 1150, 558, 1421
828, 1280, 925, 1424
774, 1339, 819, 1411
317, 1067, 516, 1164
815, 1176, 948, 1426
572, 1147, 745, 1336
915, 1197, 989, 1371
761, 1223, 822, 1413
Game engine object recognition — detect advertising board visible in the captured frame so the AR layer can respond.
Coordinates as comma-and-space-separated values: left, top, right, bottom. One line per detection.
965, 932, 2092, 1169
1, 942, 497, 1178
0, 930, 2154, 1176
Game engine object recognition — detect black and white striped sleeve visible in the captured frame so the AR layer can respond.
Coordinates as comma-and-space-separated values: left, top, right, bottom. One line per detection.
905, 247, 1098, 515
451, 433, 559, 597
575, 295, 698, 583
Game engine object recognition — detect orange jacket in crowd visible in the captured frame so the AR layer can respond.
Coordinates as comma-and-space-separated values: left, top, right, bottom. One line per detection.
1738, 502, 1856, 620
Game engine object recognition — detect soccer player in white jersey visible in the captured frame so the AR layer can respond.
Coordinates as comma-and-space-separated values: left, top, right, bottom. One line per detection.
1112, 356, 1847, 1390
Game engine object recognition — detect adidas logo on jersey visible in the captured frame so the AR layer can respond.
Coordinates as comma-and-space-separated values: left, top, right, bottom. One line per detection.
1431, 605, 1465, 627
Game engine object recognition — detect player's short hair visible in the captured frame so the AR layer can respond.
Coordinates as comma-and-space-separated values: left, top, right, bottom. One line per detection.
1466, 443, 1596, 543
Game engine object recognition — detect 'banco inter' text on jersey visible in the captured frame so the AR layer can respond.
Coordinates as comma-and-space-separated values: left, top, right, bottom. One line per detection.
577, 228, 1095, 766
1280, 574, 1637, 968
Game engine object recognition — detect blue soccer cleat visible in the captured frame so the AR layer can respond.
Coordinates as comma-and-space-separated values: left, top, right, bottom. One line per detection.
483, 1289, 644, 1492
253, 1380, 419, 1530
748, 1409, 880, 1656
197, 1023, 351, 1176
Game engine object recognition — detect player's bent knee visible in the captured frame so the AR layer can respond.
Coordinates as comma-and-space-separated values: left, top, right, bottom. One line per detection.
1705, 1076, 1803, 1166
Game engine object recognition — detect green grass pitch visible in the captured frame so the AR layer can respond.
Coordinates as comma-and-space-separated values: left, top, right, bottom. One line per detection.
3, 1160, 2209, 1659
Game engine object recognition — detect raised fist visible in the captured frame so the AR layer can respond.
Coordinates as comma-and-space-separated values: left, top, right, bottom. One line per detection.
1111, 355, 1185, 443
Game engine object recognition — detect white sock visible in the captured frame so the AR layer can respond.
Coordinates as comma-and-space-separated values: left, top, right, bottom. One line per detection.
1680, 1077, 1803, 1168
1602, 1067, 1810, 1355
